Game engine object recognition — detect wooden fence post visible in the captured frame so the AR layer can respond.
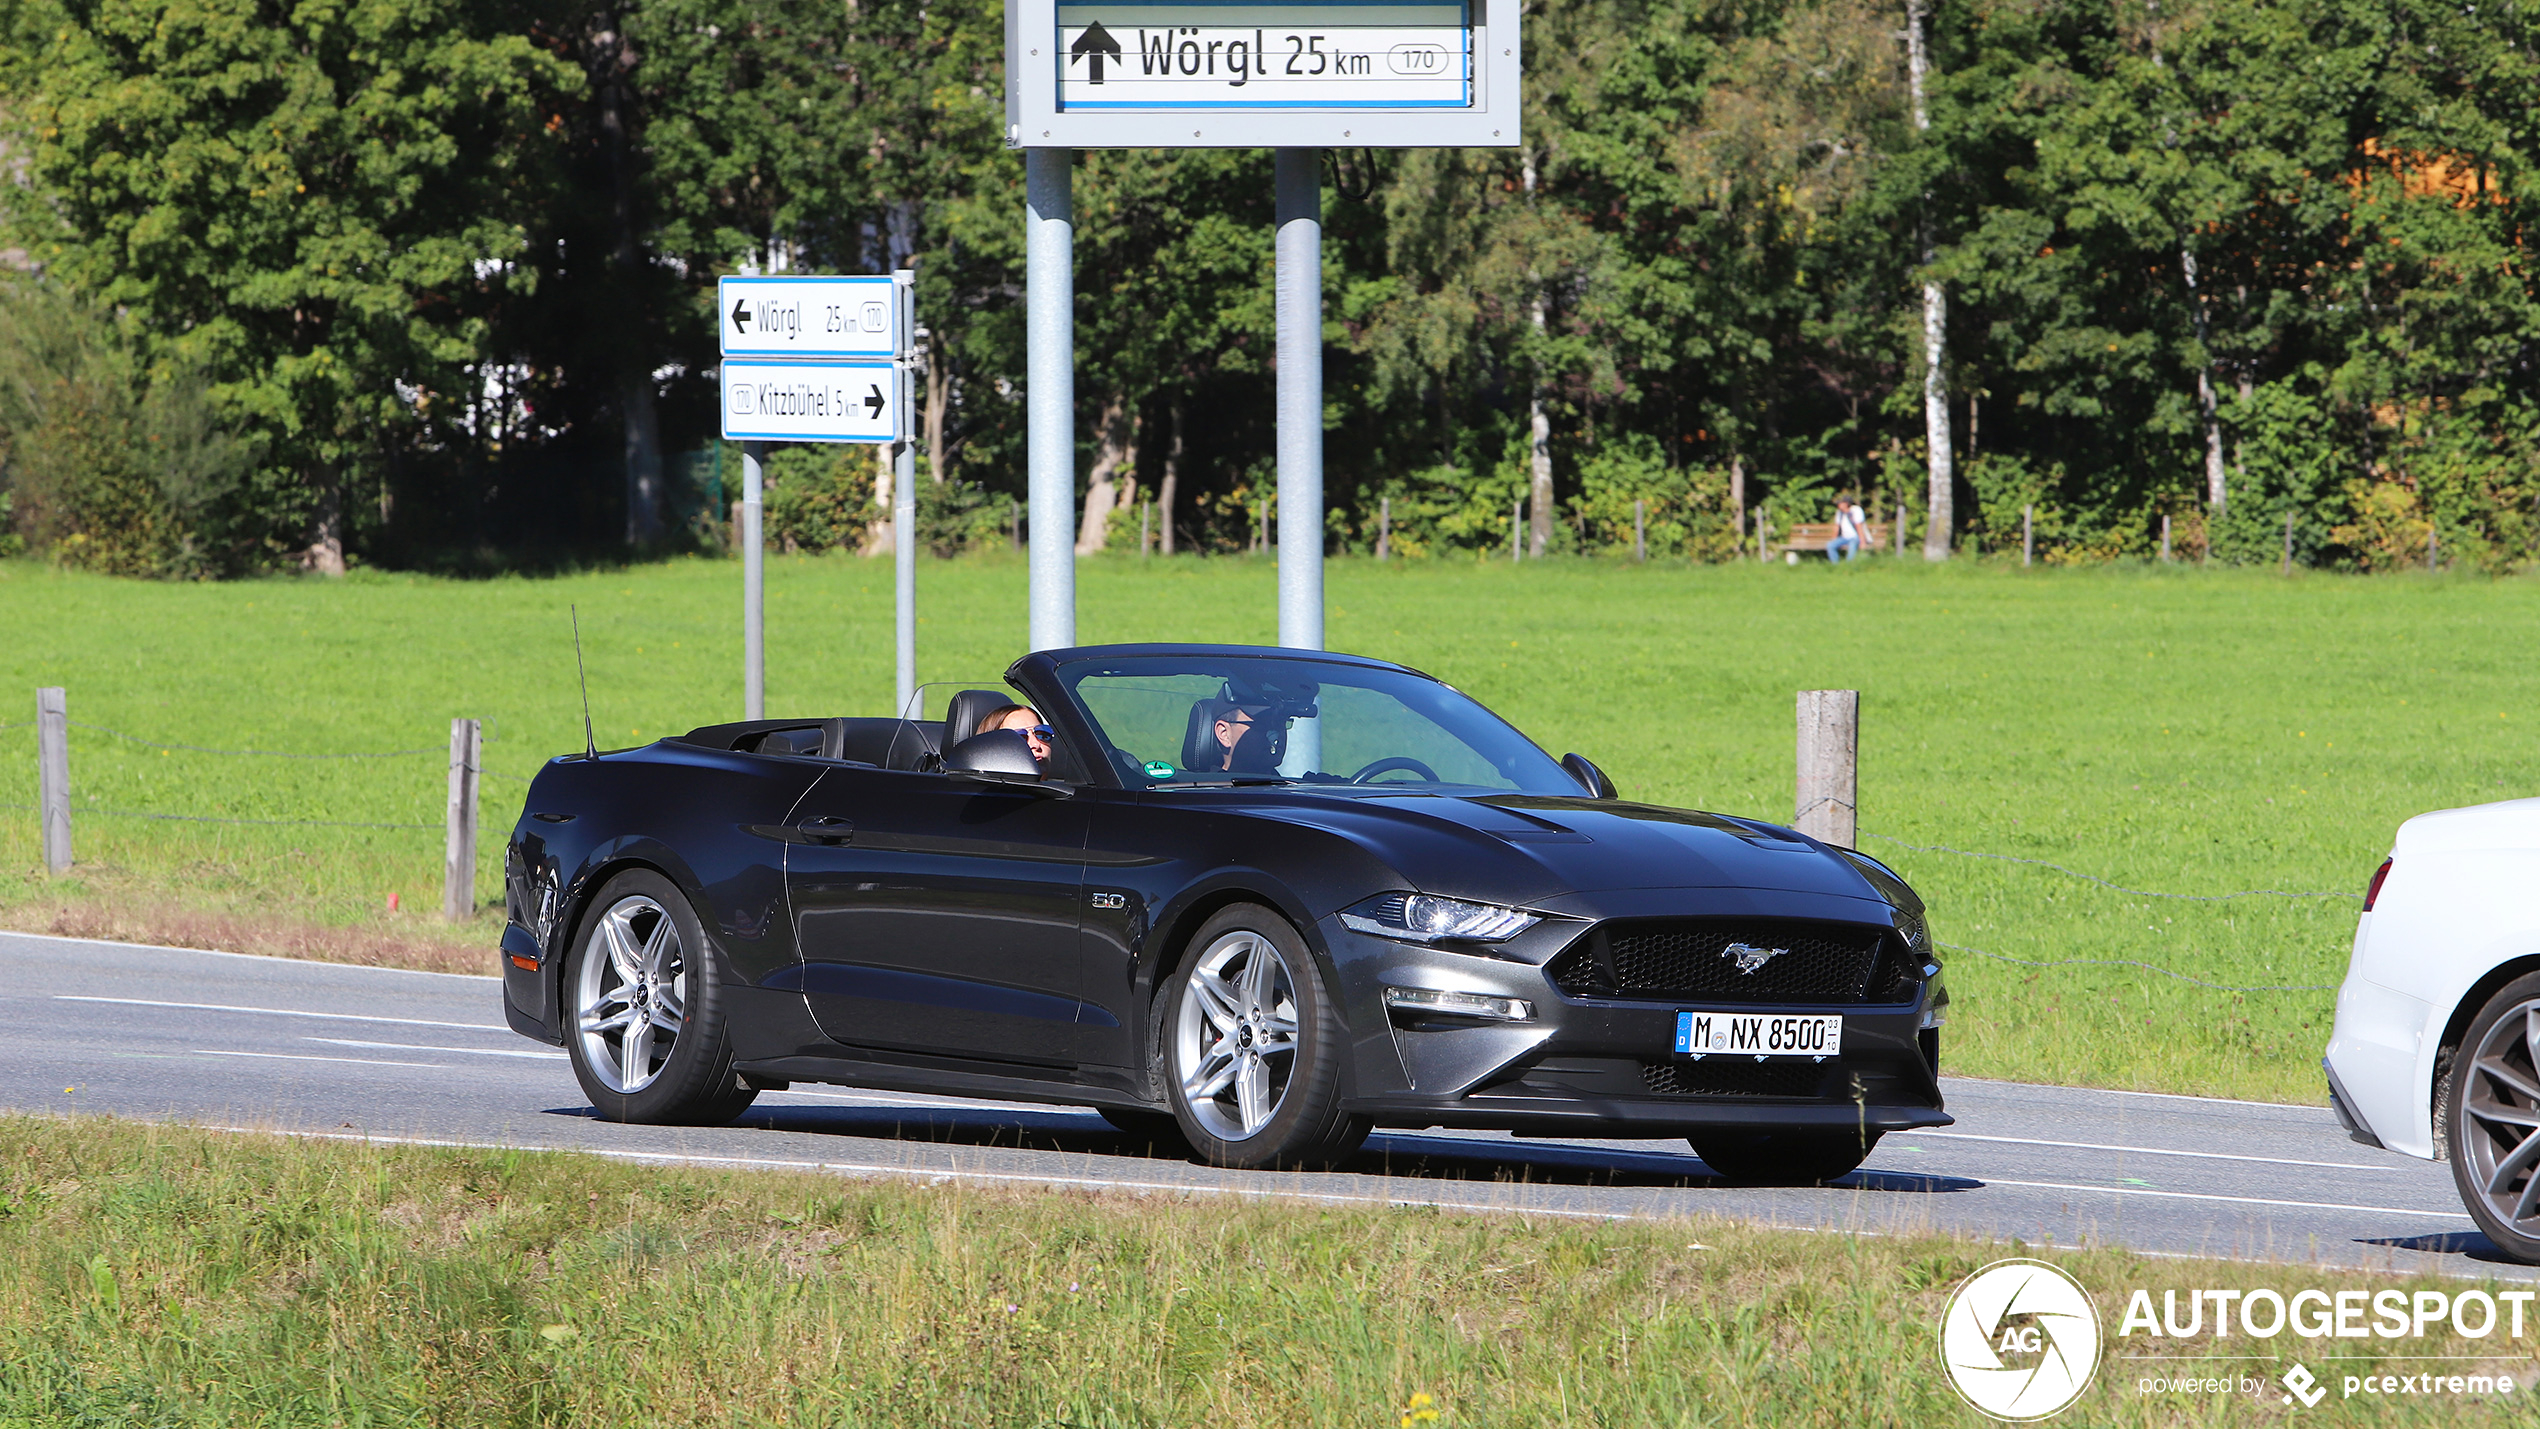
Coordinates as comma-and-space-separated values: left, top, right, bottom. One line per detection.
1894, 504, 1906, 556
1633, 499, 1646, 562
2160, 513, 2172, 563
1377, 496, 1390, 561
2281, 508, 2296, 576
1510, 501, 1522, 562
37, 687, 69, 874
2023, 505, 2034, 567
1795, 690, 1858, 847
444, 717, 481, 922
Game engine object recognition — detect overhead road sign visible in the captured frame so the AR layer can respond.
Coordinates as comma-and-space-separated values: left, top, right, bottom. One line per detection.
717, 275, 910, 360
719, 359, 911, 444
1006, 0, 1518, 148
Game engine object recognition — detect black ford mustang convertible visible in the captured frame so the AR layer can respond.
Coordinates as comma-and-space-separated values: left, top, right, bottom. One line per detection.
500, 644, 1950, 1182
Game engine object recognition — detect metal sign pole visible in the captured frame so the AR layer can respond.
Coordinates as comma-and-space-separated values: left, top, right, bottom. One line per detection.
894, 270, 920, 717
1026, 149, 1077, 652
1275, 147, 1322, 653
742, 440, 766, 719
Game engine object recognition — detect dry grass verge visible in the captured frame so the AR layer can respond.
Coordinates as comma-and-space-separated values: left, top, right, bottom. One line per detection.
0, 891, 491, 976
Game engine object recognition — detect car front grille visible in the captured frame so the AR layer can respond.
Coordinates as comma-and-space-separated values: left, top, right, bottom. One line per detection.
1546, 919, 1913, 1005
1638, 1059, 1831, 1098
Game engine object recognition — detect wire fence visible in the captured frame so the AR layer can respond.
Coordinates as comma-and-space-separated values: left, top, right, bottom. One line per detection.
10, 709, 2357, 989
9, 713, 511, 835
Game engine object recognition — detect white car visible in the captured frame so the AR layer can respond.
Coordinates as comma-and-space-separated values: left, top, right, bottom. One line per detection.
2326, 797, 2540, 1259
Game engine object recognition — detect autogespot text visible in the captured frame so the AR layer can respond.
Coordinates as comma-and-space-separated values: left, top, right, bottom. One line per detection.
2123, 1287, 2527, 1403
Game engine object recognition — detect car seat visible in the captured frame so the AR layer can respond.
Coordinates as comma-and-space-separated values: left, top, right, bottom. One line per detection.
944, 689, 1014, 749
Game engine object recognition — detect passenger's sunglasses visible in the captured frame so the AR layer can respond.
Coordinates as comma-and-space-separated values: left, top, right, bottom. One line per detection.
1026, 725, 1057, 743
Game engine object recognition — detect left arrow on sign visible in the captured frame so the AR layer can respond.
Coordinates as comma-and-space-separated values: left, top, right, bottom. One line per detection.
1070, 21, 1122, 84
732, 299, 753, 332
863, 384, 887, 418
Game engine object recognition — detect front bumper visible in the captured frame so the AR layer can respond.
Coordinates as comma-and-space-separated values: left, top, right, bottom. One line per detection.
1324, 908, 1950, 1138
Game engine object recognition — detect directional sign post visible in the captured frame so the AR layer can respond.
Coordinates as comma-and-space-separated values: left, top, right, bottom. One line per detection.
1008, 0, 1517, 659
718, 271, 919, 718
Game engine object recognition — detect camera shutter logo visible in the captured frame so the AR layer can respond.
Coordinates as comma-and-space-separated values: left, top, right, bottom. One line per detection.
1938, 1259, 2101, 1421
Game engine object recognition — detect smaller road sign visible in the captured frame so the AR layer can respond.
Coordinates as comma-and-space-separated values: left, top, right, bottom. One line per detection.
718, 276, 908, 359
720, 359, 910, 443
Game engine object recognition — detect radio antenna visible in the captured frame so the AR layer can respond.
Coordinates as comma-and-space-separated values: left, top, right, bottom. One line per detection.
571, 605, 596, 760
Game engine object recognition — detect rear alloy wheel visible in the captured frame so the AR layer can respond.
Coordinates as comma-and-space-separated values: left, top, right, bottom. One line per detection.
2449, 973, 2540, 1262
1692, 1129, 1880, 1186
566, 869, 757, 1126
1162, 905, 1369, 1170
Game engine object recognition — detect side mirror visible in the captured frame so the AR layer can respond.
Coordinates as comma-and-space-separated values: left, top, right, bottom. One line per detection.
944, 728, 1074, 795
1562, 752, 1617, 800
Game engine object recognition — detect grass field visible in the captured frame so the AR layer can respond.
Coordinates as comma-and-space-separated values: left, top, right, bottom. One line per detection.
0, 1113, 2525, 1427
3, 551, 2532, 1103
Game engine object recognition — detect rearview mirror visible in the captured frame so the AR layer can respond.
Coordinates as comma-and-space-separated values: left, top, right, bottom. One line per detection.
1562, 752, 1617, 799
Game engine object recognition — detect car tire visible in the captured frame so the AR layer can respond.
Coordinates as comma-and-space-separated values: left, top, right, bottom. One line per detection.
1692, 1128, 1880, 1186
2447, 973, 2540, 1262
1160, 904, 1370, 1171
564, 869, 759, 1127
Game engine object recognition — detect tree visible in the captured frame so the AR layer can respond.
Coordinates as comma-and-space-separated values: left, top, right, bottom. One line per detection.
18, 0, 580, 571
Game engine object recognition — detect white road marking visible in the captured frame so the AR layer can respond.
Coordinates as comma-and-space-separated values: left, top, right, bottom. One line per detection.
1900, 1130, 2393, 1172
59, 995, 505, 1032
307, 1037, 567, 1061
195, 1050, 446, 1070
194, 1124, 1640, 1221
1981, 1176, 2471, 1220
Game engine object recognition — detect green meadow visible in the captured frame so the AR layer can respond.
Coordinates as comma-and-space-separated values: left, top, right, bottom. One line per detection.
3, 551, 2528, 1103
0, 1114, 2523, 1427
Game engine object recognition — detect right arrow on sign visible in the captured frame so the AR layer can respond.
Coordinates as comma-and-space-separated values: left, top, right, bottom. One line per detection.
1070, 21, 1121, 83
732, 299, 753, 332
864, 384, 886, 418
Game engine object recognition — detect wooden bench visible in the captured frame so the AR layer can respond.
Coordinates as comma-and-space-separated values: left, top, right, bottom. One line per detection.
1774, 521, 1889, 556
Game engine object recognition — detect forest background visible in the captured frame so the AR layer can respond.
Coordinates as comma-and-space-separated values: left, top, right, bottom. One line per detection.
0, 0, 2533, 577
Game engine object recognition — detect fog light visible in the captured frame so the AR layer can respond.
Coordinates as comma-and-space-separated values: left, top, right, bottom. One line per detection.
1384, 986, 1535, 1023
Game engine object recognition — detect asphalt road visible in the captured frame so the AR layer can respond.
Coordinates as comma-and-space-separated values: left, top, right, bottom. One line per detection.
0, 930, 2510, 1279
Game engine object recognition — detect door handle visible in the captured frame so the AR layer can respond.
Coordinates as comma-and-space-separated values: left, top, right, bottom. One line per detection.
795, 816, 855, 844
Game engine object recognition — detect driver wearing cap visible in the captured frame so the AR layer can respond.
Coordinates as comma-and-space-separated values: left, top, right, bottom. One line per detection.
1209, 703, 1277, 773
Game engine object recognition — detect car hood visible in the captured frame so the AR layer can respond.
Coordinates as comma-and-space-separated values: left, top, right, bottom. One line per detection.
1340, 791, 1889, 902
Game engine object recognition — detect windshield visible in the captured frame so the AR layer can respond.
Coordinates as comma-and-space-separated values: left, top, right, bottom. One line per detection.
1057, 655, 1582, 794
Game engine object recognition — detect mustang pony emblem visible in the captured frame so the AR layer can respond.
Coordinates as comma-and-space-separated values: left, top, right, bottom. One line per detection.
1723, 941, 1789, 975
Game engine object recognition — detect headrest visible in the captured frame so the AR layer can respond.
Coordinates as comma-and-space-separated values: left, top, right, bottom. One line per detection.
944, 689, 1015, 749
1182, 698, 1275, 773
817, 717, 849, 761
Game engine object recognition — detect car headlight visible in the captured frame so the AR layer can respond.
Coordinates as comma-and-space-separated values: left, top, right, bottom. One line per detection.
1340, 892, 1539, 944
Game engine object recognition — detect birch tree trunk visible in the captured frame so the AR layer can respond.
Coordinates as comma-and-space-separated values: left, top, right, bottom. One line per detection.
1159, 399, 1182, 556
1076, 395, 1136, 554
1908, 0, 1954, 561
2183, 246, 2226, 509
1524, 146, 1554, 558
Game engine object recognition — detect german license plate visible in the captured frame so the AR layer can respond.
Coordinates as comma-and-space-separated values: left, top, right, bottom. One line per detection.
1674, 1011, 1843, 1058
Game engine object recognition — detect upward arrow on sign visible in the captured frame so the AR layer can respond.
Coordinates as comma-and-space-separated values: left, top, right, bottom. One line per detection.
1069, 20, 1121, 83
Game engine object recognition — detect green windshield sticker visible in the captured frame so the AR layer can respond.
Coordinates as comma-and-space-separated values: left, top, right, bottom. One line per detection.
1143, 761, 1176, 779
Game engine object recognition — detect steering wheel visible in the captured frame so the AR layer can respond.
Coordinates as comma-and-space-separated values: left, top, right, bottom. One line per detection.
1349, 756, 1439, 785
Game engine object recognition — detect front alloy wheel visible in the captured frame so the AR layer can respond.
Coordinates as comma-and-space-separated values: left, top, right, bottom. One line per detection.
2450, 973, 2540, 1261
1173, 928, 1301, 1141
1160, 904, 1370, 1170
